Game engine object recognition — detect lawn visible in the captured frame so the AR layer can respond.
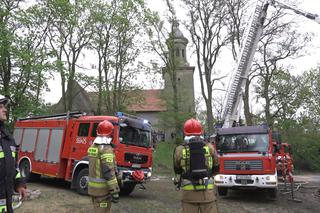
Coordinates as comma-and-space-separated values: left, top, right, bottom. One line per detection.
152, 141, 177, 175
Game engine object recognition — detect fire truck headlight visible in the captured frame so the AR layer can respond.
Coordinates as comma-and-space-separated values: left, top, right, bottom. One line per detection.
266, 175, 276, 182
147, 172, 152, 177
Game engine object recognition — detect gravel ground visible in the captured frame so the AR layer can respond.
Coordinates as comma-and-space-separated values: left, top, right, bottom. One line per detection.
15, 175, 320, 213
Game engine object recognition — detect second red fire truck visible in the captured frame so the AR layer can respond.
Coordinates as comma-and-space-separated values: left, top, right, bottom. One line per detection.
13, 111, 153, 195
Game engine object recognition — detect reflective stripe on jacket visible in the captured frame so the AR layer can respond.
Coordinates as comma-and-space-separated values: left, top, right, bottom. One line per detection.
174, 141, 218, 191
0, 122, 25, 213
88, 144, 119, 197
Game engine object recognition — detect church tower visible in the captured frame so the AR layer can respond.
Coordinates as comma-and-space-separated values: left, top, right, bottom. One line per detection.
163, 22, 195, 114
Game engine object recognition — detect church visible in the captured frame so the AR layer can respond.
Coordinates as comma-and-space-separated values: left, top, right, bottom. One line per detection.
53, 23, 195, 141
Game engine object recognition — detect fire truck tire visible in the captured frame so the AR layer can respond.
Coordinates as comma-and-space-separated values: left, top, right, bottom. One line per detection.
19, 160, 40, 182
19, 160, 31, 181
120, 182, 136, 195
76, 168, 89, 195
217, 187, 228, 196
267, 188, 278, 200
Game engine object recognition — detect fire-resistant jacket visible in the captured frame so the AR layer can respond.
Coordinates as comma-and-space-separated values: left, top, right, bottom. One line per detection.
0, 122, 25, 213
87, 143, 120, 197
173, 138, 219, 203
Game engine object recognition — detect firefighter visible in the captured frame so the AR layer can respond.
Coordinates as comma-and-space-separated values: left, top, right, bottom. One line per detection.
173, 118, 219, 213
87, 120, 120, 213
0, 95, 27, 213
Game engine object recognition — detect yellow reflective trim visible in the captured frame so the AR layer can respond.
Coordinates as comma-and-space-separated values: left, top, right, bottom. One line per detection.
99, 202, 108, 208
107, 178, 118, 186
182, 183, 214, 191
182, 148, 189, 159
88, 181, 108, 188
96, 158, 101, 178
208, 156, 213, 169
204, 146, 210, 156
0, 205, 7, 212
88, 147, 98, 157
101, 153, 113, 162
16, 172, 22, 179
0, 151, 16, 158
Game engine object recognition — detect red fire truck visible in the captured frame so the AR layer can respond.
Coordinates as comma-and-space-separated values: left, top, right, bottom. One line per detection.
13, 111, 153, 195
214, 125, 280, 197
214, 0, 319, 199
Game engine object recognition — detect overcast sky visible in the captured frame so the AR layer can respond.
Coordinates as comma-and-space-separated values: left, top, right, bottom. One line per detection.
46, 0, 320, 104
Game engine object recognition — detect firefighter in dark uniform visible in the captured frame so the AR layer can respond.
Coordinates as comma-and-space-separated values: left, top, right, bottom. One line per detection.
0, 95, 26, 213
173, 118, 219, 213
88, 120, 120, 213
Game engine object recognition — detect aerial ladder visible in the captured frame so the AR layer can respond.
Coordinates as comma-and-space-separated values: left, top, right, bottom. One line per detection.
219, 0, 319, 201
222, 0, 320, 128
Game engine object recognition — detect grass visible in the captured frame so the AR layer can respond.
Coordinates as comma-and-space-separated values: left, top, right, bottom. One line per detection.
152, 141, 177, 175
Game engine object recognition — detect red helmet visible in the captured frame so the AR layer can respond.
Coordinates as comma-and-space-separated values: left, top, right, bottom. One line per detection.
183, 118, 203, 136
132, 170, 144, 182
97, 120, 114, 137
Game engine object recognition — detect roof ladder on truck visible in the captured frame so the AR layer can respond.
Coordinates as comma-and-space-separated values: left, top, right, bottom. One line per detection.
223, 0, 269, 128
17, 111, 84, 121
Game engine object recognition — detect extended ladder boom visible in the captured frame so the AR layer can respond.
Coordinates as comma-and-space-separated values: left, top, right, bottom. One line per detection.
270, 0, 320, 24
222, 0, 320, 128
223, 0, 269, 127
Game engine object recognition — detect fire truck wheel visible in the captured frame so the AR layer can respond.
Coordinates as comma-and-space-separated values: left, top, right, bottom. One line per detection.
76, 168, 89, 195
217, 187, 228, 196
267, 188, 278, 200
120, 182, 136, 195
19, 160, 31, 181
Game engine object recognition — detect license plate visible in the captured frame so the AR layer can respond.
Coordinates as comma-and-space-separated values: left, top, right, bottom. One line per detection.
236, 175, 251, 180
132, 163, 141, 168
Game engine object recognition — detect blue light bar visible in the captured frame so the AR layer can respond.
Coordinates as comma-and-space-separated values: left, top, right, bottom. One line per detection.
116, 112, 123, 117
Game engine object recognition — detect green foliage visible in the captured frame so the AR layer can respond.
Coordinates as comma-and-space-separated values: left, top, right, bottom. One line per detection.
153, 141, 176, 175
282, 125, 320, 171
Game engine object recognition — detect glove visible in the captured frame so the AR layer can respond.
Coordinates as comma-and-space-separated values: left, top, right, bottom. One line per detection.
111, 193, 119, 203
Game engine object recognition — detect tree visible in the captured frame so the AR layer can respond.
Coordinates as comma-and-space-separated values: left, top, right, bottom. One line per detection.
0, 1, 51, 121
90, 0, 148, 115
183, 0, 232, 134
252, 6, 311, 127
46, 0, 94, 111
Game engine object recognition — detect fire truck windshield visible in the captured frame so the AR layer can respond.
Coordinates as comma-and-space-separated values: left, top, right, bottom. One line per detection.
119, 126, 151, 148
217, 133, 269, 153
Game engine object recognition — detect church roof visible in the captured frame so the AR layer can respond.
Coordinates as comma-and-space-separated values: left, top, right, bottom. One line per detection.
128, 89, 167, 112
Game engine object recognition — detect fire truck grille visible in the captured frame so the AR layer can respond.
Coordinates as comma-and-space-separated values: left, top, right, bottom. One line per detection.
224, 160, 263, 171
125, 153, 148, 164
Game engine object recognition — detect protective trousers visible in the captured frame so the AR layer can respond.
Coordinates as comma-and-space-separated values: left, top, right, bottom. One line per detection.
181, 189, 218, 213
92, 196, 112, 213
182, 201, 218, 213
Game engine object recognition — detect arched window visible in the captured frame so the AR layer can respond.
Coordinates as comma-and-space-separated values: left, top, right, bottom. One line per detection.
176, 48, 180, 57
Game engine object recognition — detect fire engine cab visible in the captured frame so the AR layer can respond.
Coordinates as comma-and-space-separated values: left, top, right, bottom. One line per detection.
13, 111, 153, 195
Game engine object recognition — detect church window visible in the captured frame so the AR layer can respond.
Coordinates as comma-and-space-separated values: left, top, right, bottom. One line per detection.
176, 48, 179, 57
182, 49, 185, 58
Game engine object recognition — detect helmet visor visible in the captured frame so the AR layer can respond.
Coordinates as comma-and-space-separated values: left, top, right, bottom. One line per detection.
0, 97, 10, 107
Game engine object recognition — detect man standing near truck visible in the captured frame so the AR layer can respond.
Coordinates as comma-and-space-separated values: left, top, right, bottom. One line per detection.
173, 118, 219, 213
88, 120, 120, 213
0, 95, 27, 213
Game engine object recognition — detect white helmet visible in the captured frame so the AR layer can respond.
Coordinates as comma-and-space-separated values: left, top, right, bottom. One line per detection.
0, 94, 9, 106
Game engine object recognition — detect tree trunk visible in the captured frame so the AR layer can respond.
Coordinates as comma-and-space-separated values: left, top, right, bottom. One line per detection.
244, 79, 253, 125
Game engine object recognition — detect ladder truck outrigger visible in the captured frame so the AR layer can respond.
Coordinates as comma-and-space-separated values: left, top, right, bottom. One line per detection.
214, 0, 320, 198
